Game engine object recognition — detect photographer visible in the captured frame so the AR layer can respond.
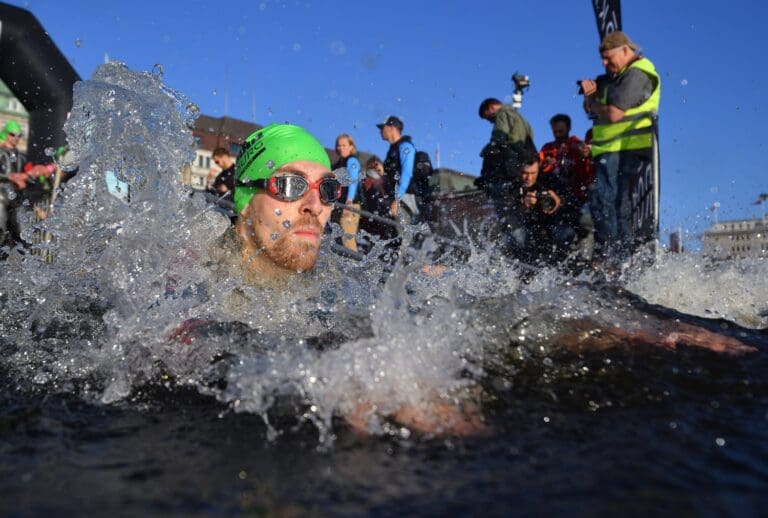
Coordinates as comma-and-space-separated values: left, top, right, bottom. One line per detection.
476, 97, 537, 247
509, 148, 580, 265
577, 31, 660, 262
478, 97, 535, 150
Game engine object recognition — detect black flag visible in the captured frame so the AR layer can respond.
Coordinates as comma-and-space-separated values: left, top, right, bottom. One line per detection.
592, 0, 622, 41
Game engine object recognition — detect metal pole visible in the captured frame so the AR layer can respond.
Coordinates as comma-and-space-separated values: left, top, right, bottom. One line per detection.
334, 202, 402, 231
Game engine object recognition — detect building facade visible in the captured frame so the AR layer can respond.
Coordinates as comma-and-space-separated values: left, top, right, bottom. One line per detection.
703, 216, 768, 259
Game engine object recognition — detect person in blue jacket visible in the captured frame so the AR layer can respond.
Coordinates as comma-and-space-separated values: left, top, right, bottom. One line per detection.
377, 115, 415, 219
330, 133, 362, 248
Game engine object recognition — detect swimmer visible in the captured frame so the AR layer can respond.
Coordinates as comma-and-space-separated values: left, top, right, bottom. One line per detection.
172, 123, 486, 436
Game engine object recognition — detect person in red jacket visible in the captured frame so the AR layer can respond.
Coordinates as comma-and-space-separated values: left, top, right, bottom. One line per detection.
539, 114, 594, 203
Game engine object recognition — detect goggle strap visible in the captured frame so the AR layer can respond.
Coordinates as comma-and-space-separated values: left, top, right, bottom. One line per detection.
236, 179, 269, 189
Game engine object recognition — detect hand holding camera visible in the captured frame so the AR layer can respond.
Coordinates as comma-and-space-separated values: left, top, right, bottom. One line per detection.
576, 79, 597, 96
522, 188, 560, 214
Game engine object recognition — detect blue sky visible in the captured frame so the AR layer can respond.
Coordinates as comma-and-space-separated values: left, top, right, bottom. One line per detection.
10, 0, 768, 245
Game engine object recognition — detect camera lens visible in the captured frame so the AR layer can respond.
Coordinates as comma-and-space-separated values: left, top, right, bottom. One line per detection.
540, 192, 556, 212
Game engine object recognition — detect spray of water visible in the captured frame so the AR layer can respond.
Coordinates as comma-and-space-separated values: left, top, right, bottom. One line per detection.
0, 63, 765, 444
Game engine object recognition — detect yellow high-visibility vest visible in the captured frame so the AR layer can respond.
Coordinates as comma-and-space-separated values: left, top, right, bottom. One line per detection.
591, 57, 660, 157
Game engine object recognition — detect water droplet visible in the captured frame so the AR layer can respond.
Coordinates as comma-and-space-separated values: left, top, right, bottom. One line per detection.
715, 437, 725, 447
282, 220, 292, 229
266, 160, 275, 169
151, 64, 164, 78
274, 208, 282, 216
680, 79, 688, 86
74, 38, 82, 48
270, 232, 278, 241
292, 43, 302, 52
212, 89, 218, 96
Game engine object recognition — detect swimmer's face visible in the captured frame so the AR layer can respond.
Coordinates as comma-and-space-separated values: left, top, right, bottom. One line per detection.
239, 160, 334, 272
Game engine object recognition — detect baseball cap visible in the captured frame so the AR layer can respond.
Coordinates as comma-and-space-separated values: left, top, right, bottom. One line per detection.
599, 31, 639, 52
376, 115, 403, 132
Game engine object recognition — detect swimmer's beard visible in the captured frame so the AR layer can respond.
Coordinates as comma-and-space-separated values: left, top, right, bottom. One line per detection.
236, 214, 324, 283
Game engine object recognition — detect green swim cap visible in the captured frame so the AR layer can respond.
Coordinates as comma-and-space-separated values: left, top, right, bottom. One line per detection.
234, 123, 331, 214
0, 120, 23, 141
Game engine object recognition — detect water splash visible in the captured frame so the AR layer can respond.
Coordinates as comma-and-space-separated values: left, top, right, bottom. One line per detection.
1, 63, 766, 447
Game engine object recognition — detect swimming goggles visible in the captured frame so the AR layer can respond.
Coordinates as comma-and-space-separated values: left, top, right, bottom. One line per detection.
237, 173, 341, 205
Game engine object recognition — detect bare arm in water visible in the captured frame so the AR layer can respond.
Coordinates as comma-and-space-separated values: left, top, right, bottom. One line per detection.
554, 318, 757, 356
556, 283, 759, 356
345, 396, 487, 438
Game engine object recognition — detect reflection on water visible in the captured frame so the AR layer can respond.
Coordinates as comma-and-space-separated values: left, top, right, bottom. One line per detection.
1, 63, 767, 514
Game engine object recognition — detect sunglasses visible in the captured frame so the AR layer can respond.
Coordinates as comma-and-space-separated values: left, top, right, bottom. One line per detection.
238, 173, 341, 204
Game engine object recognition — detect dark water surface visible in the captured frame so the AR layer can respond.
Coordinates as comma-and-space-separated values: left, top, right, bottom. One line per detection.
3, 340, 768, 517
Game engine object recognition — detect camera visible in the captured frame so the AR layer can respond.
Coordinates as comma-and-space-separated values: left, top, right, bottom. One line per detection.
523, 187, 556, 212
576, 80, 585, 95
511, 72, 530, 109
512, 73, 530, 91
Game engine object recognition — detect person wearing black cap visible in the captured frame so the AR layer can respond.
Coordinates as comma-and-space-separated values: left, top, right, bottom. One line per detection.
377, 115, 416, 219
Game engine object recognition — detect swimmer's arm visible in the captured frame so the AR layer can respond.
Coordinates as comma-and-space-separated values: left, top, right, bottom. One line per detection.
345, 397, 487, 437
556, 318, 756, 356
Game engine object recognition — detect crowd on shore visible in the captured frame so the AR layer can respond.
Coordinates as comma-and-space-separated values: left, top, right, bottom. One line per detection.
199, 30, 659, 270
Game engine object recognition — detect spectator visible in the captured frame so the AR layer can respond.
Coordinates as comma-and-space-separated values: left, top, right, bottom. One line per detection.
476, 98, 538, 246
539, 114, 594, 203
478, 97, 536, 149
578, 31, 660, 262
357, 156, 398, 253
1, 120, 32, 189
210, 147, 236, 199
508, 148, 580, 265
376, 115, 415, 219
330, 134, 362, 251
0, 121, 55, 251
332, 134, 362, 206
